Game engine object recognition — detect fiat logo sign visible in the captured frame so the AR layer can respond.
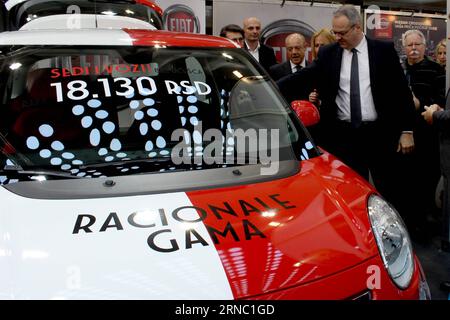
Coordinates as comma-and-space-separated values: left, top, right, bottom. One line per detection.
163, 4, 200, 33
261, 19, 315, 63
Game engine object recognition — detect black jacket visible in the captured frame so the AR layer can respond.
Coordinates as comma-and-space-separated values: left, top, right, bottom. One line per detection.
269, 60, 308, 81
433, 92, 450, 173
245, 42, 277, 73
403, 56, 446, 111
277, 37, 415, 141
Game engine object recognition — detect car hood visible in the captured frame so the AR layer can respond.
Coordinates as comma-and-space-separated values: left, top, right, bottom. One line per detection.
0, 153, 379, 299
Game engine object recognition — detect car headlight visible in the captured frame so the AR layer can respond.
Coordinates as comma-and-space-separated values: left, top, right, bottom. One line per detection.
367, 194, 414, 289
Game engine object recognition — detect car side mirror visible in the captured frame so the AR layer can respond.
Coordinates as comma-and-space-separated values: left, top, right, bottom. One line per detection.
291, 100, 320, 127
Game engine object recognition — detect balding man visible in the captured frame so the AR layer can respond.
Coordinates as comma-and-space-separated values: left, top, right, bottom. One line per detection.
269, 33, 307, 81
243, 17, 277, 72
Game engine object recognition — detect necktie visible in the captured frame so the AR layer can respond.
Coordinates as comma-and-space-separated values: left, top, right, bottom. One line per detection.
295, 65, 302, 73
350, 48, 362, 128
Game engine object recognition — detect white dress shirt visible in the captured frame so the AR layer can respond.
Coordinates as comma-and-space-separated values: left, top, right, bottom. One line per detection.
245, 40, 260, 62
336, 36, 378, 122
290, 58, 306, 73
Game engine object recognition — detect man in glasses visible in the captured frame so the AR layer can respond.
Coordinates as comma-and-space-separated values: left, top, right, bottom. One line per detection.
277, 4, 415, 213
219, 24, 245, 48
399, 30, 446, 242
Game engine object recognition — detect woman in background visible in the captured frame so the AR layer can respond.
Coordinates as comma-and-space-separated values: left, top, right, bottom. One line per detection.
435, 39, 446, 70
309, 29, 336, 105
311, 28, 336, 60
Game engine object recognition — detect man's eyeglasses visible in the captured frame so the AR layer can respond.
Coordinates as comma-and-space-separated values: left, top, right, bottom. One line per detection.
331, 25, 355, 37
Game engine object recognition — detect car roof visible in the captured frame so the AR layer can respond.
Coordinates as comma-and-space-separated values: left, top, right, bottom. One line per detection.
0, 29, 239, 48
4, 0, 162, 15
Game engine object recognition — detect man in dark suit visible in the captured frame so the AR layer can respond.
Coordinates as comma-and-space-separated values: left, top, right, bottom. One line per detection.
269, 33, 307, 81
243, 17, 277, 72
277, 5, 415, 207
422, 91, 450, 252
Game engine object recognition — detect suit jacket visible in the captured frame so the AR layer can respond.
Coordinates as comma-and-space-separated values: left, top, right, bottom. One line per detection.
245, 42, 277, 73
277, 37, 415, 143
269, 60, 308, 81
433, 91, 450, 174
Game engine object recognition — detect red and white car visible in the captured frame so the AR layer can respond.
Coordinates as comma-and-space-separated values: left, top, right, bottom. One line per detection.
1, 0, 163, 31
0, 28, 430, 299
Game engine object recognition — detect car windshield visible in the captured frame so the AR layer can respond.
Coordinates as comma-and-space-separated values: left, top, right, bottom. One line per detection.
0, 45, 317, 185
6, 0, 163, 30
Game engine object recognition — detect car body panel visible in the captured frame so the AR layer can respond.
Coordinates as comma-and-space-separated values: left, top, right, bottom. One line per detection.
0, 29, 235, 48
0, 152, 382, 299
19, 14, 157, 31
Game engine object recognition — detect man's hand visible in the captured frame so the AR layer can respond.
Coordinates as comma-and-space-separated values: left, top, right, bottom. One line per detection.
421, 104, 442, 125
397, 133, 414, 154
309, 89, 320, 105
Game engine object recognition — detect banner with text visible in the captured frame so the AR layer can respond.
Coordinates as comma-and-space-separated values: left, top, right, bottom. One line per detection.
365, 10, 447, 61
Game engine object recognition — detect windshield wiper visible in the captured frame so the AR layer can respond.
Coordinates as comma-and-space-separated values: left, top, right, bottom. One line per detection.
0, 165, 82, 179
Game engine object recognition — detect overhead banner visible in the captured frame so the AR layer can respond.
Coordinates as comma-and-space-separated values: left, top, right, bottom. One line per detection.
364, 9, 447, 62
155, 0, 205, 34
213, 0, 348, 63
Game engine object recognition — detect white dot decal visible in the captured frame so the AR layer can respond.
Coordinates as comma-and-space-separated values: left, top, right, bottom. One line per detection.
147, 108, 158, 117
95, 110, 108, 119
61, 164, 71, 170
145, 140, 154, 151
110, 139, 122, 152
140, 123, 149, 135
50, 157, 62, 165
26, 136, 39, 150
62, 152, 75, 159
149, 152, 157, 158
105, 156, 114, 162
187, 96, 198, 103
88, 99, 101, 108
39, 124, 54, 137
51, 140, 64, 151
98, 148, 108, 156
39, 149, 51, 158
117, 153, 127, 158
179, 106, 185, 113
151, 120, 162, 131
177, 96, 183, 103
72, 105, 84, 116
102, 122, 115, 134
134, 111, 144, 120
81, 116, 93, 128
72, 160, 83, 165
190, 117, 199, 125
193, 131, 202, 144
156, 136, 166, 148
160, 150, 169, 155
129, 100, 140, 109
143, 98, 155, 106
188, 106, 198, 113
90, 129, 101, 146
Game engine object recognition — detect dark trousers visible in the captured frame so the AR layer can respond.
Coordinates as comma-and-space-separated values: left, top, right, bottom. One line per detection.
442, 173, 450, 251
322, 120, 400, 207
